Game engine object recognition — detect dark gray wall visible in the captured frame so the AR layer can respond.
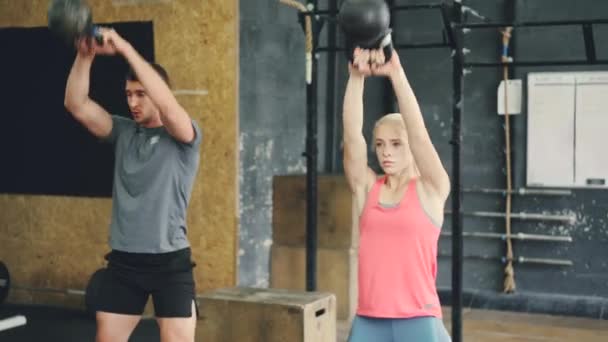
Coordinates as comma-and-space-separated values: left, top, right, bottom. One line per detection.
435, 0, 608, 300
239, 0, 608, 316
238, 0, 332, 286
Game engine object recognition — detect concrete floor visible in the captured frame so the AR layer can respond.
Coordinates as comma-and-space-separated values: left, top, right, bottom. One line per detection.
338, 308, 608, 342
2, 304, 607, 341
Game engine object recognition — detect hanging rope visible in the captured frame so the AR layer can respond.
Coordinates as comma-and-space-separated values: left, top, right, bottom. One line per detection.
279, 0, 313, 84
501, 26, 516, 293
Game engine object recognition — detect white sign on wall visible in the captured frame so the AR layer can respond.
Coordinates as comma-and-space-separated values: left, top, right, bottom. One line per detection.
527, 71, 608, 188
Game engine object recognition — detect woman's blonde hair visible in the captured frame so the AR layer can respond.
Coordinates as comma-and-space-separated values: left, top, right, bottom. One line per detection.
372, 113, 406, 151
372, 113, 421, 176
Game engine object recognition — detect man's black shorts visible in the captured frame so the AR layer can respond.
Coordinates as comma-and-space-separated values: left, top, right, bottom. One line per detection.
95, 247, 197, 318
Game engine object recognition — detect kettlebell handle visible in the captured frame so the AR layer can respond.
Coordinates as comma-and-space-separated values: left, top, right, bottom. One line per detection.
89, 25, 104, 45
346, 32, 394, 65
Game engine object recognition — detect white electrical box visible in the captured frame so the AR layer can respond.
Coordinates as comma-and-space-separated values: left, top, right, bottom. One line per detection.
497, 79, 522, 115
527, 72, 608, 188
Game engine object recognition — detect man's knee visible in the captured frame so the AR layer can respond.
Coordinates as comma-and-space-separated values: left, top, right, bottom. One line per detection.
96, 327, 130, 342
96, 311, 141, 342
159, 319, 196, 342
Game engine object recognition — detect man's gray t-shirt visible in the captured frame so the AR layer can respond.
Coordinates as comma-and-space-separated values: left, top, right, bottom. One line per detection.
104, 115, 202, 253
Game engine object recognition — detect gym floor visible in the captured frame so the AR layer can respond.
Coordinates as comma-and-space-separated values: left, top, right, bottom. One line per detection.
2, 304, 607, 341
337, 308, 608, 342
440, 308, 608, 342
0, 304, 158, 342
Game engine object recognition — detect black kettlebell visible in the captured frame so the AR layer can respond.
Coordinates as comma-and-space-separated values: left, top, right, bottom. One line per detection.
48, 0, 103, 46
337, 0, 393, 63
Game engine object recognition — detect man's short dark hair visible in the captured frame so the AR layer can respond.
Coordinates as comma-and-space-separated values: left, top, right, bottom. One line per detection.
126, 62, 171, 87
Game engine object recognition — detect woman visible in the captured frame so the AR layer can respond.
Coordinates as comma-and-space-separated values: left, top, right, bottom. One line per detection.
343, 47, 452, 342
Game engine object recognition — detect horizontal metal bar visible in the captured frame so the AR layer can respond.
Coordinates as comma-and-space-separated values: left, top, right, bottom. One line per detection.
385, 42, 450, 49
12, 285, 86, 296
0, 315, 27, 333
316, 42, 450, 53
457, 19, 608, 29
513, 257, 573, 266
439, 253, 574, 266
304, 3, 445, 16
315, 47, 341, 53
462, 187, 573, 196
464, 60, 608, 67
392, 4, 444, 11
67, 289, 86, 296
445, 210, 576, 223
441, 231, 573, 242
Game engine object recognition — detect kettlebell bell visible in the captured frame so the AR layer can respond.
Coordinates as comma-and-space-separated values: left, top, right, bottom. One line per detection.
337, 0, 393, 63
48, 0, 103, 46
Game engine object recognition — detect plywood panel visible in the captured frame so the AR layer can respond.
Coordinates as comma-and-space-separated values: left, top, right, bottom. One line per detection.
270, 245, 357, 321
273, 175, 357, 248
0, 0, 238, 306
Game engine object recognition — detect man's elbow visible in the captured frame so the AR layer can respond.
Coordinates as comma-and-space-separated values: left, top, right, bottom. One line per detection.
64, 96, 88, 119
64, 98, 77, 113
63, 92, 72, 110
168, 119, 196, 144
64, 93, 80, 112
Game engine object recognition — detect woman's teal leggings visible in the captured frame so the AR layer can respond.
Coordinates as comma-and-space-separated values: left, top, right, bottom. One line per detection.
348, 315, 452, 342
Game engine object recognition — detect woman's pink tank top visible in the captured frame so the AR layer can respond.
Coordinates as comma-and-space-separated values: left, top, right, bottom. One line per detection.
357, 176, 443, 318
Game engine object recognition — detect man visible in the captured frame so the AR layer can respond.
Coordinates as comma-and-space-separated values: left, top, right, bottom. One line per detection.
64, 27, 202, 342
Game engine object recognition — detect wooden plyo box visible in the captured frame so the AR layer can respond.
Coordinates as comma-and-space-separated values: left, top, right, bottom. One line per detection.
270, 245, 357, 321
272, 175, 357, 248
271, 174, 359, 323
197, 287, 336, 342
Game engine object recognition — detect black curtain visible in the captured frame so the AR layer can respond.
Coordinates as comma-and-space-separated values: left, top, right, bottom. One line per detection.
0, 21, 154, 197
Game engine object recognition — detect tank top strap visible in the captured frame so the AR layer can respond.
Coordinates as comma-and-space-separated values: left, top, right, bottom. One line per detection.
403, 177, 418, 203
367, 176, 386, 204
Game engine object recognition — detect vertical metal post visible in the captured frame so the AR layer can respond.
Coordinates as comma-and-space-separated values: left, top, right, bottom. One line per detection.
305, 0, 319, 292
324, 0, 339, 172
449, 1, 464, 341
